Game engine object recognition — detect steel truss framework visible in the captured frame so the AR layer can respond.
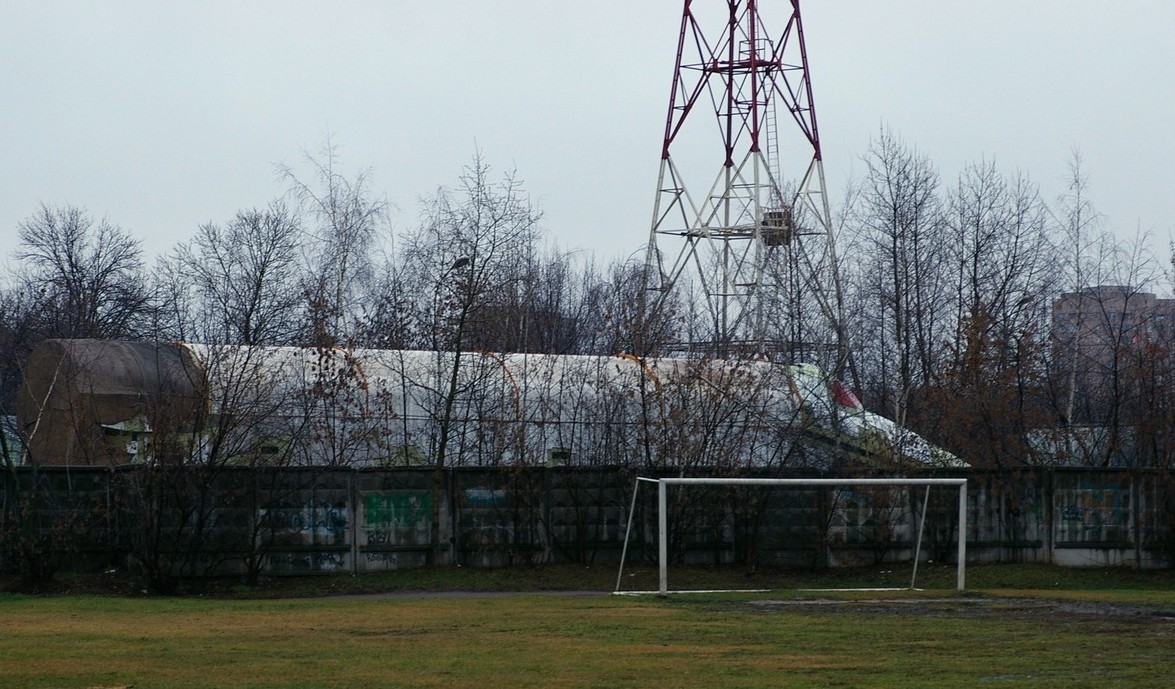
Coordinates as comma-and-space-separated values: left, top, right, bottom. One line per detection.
646, 0, 846, 365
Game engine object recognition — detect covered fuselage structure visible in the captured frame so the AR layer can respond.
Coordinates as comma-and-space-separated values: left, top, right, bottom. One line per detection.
17, 340, 964, 469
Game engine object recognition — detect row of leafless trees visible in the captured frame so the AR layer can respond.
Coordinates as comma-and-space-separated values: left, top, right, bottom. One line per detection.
840, 128, 1171, 468
4, 134, 1175, 589
0, 149, 672, 400
2, 135, 1174, 469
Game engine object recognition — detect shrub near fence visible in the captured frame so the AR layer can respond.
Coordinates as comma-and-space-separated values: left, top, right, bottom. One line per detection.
1, 466, 1172, 581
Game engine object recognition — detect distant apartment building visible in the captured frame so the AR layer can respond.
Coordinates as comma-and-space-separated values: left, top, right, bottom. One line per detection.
1052, 286, 1175, 356
1046, 285, 1175, 465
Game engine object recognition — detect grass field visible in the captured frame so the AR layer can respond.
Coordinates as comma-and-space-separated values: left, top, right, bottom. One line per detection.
1, 565, 1173, 688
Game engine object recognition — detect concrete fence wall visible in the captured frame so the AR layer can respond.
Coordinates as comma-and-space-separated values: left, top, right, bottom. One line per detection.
2, 467, 1172, 576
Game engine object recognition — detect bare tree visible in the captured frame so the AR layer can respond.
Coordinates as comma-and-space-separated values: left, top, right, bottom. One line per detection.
279, 141, 388, 346
946, 163, 1056, 369
926, 162, 1060, 466
1036, 153, 1174, 467
841, 146, 1065, 467
1048, 241, 1162, 466
162, 203, 305, 345
0, 284, 41, 413
15, 204, 152, 340
396, 154, 541, 469
1130, 246, 1175, 468
583, 258, 681, 358
353, 258, 415, 350
8, 208, 156, 579
841, 128, 950, 424
1050, 153, 1117, 433
463, 249, 587, 354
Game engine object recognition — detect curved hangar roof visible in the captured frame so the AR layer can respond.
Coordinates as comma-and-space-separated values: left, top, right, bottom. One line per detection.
18, 340, 964, 469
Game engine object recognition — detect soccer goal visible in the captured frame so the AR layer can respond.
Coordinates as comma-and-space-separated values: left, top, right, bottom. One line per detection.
614, 476, 968, 595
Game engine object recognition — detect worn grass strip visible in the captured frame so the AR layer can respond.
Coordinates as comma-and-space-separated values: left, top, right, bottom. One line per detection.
1, 592, 1172, 689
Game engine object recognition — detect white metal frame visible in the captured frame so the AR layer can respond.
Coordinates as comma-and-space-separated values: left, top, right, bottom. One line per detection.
615, 477, 969, 595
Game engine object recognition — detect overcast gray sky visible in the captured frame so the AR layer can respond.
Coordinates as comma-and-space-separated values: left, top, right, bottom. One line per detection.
2, 1, 1172, 271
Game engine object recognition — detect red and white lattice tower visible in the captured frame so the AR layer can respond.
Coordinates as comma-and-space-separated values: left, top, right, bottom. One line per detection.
646, 0, 847, 368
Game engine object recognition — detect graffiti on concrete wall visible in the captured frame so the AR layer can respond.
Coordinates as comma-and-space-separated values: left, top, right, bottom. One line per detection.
461, 488, 519, 549
1055, 486, 1130, 543
361, 490, 432, 548
266, 551, 348, 573
827, 487, 908, 546
260, 499, 349, 546
463, 488, 510, 508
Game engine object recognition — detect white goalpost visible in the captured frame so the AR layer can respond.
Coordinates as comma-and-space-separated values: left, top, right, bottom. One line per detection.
614, 477, 969, 595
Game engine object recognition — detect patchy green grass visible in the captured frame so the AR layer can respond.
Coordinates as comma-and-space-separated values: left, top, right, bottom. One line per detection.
2, 569, 1174, 689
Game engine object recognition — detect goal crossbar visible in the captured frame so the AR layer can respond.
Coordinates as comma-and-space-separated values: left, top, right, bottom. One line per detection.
615, 477, 968, 595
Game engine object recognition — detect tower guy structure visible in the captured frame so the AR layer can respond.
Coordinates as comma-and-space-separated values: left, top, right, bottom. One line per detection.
645, 0, 849, 374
